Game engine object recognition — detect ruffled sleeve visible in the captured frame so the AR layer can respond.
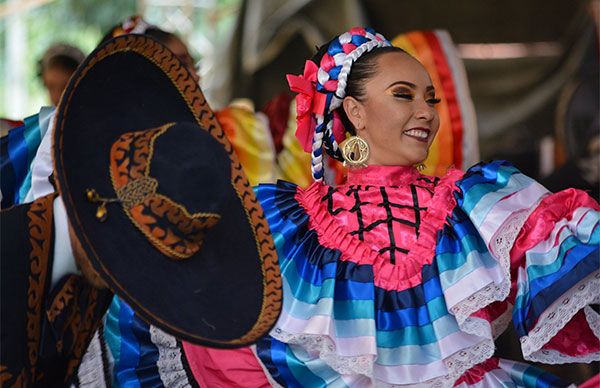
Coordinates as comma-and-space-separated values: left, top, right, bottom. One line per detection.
451, 160, 600, 364
254, 181, 380, 385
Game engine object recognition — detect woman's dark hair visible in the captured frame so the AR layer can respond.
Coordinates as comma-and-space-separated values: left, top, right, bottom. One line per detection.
310, 43, 407, 136
37, 44, 85, 78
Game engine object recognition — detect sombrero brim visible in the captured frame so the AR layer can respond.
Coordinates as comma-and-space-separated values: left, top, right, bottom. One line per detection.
53, 35, 281, 348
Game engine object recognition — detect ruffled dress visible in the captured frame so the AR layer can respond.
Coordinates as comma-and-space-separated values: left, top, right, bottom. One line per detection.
104, 161, 599, 387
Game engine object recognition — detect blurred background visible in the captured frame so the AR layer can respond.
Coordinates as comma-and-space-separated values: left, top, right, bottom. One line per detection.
1, 0, 598, 187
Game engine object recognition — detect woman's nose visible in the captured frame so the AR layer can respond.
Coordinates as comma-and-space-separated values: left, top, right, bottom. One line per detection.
415, 100, 435, 122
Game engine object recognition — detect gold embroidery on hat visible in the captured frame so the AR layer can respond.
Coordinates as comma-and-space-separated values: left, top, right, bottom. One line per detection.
116, 176, 158, 209
108, 122, 223, 261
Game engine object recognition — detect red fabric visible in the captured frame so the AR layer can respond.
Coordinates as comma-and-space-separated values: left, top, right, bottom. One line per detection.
260, 93, 293, 153
579, 373, 600, 388
453, 357, 500, 385
509, 188, 600, 358
510, 188, 600, 278
423, 31, 464, 168
541, 310, 600, 356
297, 165, 463, 291
287, 60, 319, 152
181, 343, 270, 388
470, 299, 511, 336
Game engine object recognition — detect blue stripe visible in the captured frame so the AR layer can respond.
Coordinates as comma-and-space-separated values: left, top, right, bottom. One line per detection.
271, 338, 304, 388
6, 124, 29, 204
376, 295, 448, 330
525, 248, 599, 329
131, 313, 161, 387
256, 337, 288, 387
376, 314, 459, 348
116, 300, 142, 388
0, 133, 17, 208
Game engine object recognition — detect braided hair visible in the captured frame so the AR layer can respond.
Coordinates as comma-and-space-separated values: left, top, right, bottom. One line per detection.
287, 27, 406, 181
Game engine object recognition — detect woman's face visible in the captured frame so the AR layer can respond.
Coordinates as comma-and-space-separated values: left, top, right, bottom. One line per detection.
43, 66, 74, 106
344, 52, 440, 166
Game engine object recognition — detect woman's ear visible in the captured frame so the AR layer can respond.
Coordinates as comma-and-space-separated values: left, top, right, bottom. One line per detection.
342, 96, 365, 133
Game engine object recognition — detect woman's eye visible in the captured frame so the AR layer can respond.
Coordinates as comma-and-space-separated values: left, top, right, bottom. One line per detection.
393, 93, 413, 100
427, 98, 441, 105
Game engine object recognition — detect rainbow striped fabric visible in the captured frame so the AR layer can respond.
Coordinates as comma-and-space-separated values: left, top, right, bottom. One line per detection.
250, 160, 598, 386
98, 161, 597, 387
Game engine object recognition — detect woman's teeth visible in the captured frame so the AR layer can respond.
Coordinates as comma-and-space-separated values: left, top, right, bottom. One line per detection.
404, 129, 429, 140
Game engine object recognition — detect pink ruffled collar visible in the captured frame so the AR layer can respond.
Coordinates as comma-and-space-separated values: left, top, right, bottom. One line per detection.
346, 165, 421, 186
297, 167, 465, 290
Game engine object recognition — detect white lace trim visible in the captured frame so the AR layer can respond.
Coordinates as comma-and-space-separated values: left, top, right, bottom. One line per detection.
459, 302, 513, 343
150, 325, 193, 388
584, 305, 600, 339
76, 329, 109, 387
450, 210, 532, 325
271, 328, 376, 376
272, 327, 496, 387
524, 347, 600, 364
521, 271, 600, 363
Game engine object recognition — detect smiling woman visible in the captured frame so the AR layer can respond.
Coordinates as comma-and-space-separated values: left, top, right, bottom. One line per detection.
169, 26, 599, 387
90, 26, 599, 387
341, 51, 441, 166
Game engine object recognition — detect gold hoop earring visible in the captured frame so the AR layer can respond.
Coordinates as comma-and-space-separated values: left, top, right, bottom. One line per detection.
415, 163, 426, 172
340, 136, 370, 168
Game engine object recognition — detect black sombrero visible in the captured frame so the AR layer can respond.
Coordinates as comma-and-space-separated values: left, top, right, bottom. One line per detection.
52, 35, 282, 348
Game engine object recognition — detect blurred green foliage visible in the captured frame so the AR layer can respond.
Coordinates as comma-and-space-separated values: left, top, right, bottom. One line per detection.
0, 0, 238, 117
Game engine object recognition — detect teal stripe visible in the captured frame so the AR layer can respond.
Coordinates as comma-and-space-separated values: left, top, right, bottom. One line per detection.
291, 345, 348, 387
376, 336, 449, 365
333, 299, 375, 320
286, 345, 328, 387
439, 250, 499, 290
104, 297, 122, 369
273, 231, 287, 257
376, 314, 460, 348
527, 233, 597, 281
461, 165, 520, 215
436, 233, 490, 273
18, 169, 33, 203
526, 215, 598, 268
22, 114, 42, 162
282, 259, 335, 304
283, 265, 374, 320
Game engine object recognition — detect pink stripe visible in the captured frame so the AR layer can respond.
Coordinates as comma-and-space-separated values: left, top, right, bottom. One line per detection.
181, 342, 271, 387
528, 207, 594, 255
273, 310, 377, 356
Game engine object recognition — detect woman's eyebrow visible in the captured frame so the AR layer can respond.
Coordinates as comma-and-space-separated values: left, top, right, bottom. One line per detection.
387, 81, 435, 92
387, 81, 416, 89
